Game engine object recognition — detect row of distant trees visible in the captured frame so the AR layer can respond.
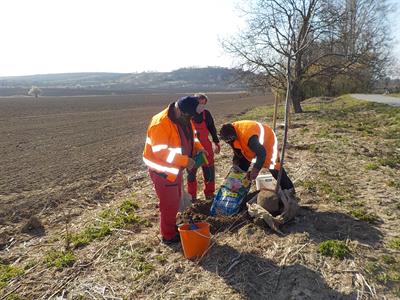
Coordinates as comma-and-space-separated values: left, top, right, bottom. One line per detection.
224, 0, 397, 112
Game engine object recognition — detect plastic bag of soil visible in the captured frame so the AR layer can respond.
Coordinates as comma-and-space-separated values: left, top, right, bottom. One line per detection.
210, 166, 251, 216
179, 179, 192, 212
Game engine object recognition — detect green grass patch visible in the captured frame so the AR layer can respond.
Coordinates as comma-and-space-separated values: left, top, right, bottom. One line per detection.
308, 144, 319, 153
318, 180, 334, 195
365, 153, 400, 170
107, 243, 155, 280
23, 260, 37, 270
155, 254, 167, 264
388, 238, 400, 250
365, 255, 400, 296
349, 209, 378, 223
296, 179, 317, 193
131, 245, 154, 279
120, 198, 139, 211
302, 95, 400, 142
0, 263, 24, 288
297, 178, 351, 203
69, 196, 149, 248
318, 240, 350, 259
377, 155, 400, 169
236, 105, 276, 121
45, 250, 76, 270
354, 122, 375, 134
70, 224, 112, 248
365, 162, 380, 170
300, 127, 310, 134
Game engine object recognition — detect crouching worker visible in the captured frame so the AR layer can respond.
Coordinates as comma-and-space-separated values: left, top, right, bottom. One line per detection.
143, 96, 206, 245
219, 121, 298, 223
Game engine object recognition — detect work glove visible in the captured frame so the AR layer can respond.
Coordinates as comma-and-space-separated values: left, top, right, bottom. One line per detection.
249, 167, 261, 181
197, 148, 209, 157
186, 158, 195, 171
214, 142, 221, 154
194, 152, 208, 168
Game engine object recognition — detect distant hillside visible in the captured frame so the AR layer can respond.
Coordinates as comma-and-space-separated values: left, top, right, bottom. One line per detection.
0, 67, 247, 96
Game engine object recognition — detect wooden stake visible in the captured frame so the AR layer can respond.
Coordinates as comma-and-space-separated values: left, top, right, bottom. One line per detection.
276, 49, 292, 192
272, 93, 279, 133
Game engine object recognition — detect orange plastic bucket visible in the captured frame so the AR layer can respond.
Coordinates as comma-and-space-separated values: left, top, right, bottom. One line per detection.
178, 222, 211, 259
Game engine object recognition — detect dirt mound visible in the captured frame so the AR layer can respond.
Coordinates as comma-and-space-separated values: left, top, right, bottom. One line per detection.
181, 189, 261, 234
20, 216, 45, 236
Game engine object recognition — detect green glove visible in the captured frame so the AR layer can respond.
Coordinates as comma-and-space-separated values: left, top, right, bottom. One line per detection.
194, 152, 209, 168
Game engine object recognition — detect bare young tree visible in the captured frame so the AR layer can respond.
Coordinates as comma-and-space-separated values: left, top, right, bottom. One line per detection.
28, 86, 42, 98
224, 0, 394, 112
224, 0, 337, 112
310, 0, 393, 94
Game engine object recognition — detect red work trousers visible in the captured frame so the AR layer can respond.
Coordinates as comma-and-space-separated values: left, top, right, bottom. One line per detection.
149, 169, 182, 240
187, 138, 215, 199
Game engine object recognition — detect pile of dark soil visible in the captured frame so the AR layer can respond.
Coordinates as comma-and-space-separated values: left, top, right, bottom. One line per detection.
181, 190, 260, 234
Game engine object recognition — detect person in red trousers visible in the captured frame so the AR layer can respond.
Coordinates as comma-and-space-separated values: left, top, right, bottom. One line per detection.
187, 93, 220, 201
143, 96, 206, 244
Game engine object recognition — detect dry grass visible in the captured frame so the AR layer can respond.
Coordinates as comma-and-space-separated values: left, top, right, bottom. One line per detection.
1, 95, 400, 299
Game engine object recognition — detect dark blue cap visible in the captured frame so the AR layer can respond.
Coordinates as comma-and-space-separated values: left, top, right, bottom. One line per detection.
177, 96, 199, 116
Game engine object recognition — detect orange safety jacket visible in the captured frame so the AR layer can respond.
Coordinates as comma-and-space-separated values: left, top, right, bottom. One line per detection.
143, 106, 204, 182
232, 120, 280, 170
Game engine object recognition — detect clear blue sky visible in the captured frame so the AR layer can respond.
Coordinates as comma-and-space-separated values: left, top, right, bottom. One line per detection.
0, 0, 398, 77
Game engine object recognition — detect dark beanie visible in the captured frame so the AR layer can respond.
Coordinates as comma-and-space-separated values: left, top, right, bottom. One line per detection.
219, 123, 237, 140
177, 96, 199, 116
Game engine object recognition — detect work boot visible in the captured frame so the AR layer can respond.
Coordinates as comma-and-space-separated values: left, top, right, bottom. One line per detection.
286, 187, 296, 197
161, 234, 181, 245
205, 194, 214, 202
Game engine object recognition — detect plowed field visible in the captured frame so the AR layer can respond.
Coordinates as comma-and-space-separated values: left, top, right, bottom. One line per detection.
0, 93, 271, 226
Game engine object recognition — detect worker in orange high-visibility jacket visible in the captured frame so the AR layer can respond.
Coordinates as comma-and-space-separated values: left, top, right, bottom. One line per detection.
143, 96, 206, 245
219, 121, 294, 193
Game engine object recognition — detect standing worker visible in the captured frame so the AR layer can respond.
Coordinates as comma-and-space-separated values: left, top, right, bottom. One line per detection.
143, 96, 206, 244
218, 121, 295, 195
187, 93, 220, 201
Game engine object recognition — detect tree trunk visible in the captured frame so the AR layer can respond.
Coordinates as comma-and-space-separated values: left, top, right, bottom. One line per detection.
290, 81, 303, 113
291, 54, 304, 113
291, 96, 303, 113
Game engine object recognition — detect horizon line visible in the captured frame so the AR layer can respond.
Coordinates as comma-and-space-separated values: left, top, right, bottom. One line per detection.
0, 66, 237, 79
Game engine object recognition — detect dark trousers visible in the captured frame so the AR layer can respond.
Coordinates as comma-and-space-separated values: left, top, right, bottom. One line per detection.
187, 165, 215, 198
233, 151, 294, 190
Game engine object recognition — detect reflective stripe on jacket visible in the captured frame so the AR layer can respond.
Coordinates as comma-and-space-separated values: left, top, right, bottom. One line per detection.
143, 106, 203, 181
232, 120, 280, 170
